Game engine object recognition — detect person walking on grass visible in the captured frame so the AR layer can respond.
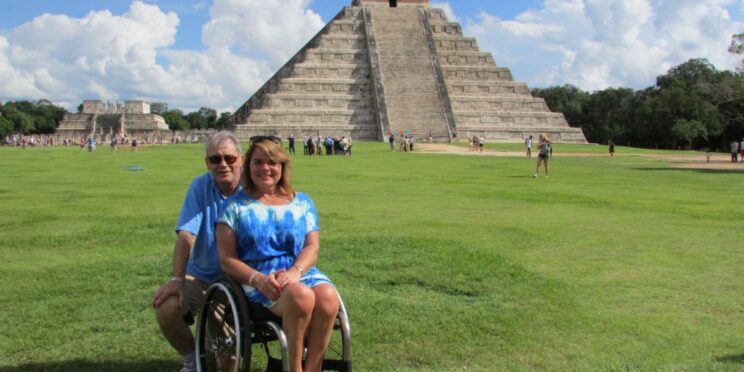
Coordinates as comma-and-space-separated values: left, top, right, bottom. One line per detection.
525, 135, 533, 158
609, 140, 615, 157
731, 140, 739, 163
740, 138, 744, 162
534, 133, 553, 178
152, 131, 244, 372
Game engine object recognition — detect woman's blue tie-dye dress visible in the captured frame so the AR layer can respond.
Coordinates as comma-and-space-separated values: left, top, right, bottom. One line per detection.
217, 191, 334, 308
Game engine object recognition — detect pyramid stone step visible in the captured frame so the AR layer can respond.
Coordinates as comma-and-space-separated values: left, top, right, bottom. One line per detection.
328, 19, 365, 34
441, 66, 513, 81
451, 96, 550, 111
316, 34, 367, 49
247, 108, 376, 125
303, 49, 368, 64
433, 36, 480, 51
264, 94, 375, 110
234, 123, 379, 141
437, 51, 495, 66
429, 22, 463, 36
447, 81, 531, 95
290, 63, 370, 79
455, 111, 568, 126
274, 78, 372, 94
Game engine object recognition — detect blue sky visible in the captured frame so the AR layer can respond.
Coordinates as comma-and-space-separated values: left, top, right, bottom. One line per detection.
1, 0, 743, 112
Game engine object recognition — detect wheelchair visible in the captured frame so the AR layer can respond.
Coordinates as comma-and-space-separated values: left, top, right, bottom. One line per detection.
195, 276, 351, 371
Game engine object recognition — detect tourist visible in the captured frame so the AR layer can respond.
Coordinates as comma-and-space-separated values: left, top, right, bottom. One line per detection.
409, 135, 414, 152
428, 131, 433, 143
525, 135, 533, 158
87, 137, 95, 152
609, 140, 615, 157
534, 133, 553, 178
110, 136, 118, 152
478, 135, 485, 153
731, 140, 739, 163
288, 134, 296, 155
347, 135, 353, 156
152, 131, 244, 372
389, 133, 395, 151
216, 137, 339, 372
132, 138, 139, 152
739, 138, 744, 162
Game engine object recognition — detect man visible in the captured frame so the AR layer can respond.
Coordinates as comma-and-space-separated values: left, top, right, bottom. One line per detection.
152, 131, 244, 372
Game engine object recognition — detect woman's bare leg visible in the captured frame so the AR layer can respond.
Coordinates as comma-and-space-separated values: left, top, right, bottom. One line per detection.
271, 284, 315, 372
303, 284, 339, 372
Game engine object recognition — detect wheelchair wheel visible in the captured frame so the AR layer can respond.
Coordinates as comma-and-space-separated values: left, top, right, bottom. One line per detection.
195, 281, 252, 372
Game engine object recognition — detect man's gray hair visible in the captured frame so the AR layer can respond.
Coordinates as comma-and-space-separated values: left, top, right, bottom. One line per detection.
205, 131, 242, 155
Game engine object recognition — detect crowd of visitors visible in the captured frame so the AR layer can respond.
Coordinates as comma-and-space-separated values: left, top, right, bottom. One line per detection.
289, 134, 353, 156
386, 133, 416, 152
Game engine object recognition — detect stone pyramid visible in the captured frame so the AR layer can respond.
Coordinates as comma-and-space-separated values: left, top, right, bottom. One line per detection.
231, 0, 587, 143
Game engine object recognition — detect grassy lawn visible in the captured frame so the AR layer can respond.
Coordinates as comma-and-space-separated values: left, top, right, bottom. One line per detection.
0, 142, 742, 371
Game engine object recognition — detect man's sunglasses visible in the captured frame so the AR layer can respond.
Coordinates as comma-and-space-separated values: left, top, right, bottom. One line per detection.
207, 154, 239, 165
249, 135, 282, 145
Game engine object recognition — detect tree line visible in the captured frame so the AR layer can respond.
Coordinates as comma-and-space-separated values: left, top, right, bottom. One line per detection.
532, 58, 744, 150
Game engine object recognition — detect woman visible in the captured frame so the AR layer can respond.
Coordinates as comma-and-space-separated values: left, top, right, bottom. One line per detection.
534, 133, 553, 178
216, 137, 339, 372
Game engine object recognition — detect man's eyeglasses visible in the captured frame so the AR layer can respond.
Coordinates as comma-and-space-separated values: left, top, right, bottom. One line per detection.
207, 154, 239, 165
249, 135, 282, 145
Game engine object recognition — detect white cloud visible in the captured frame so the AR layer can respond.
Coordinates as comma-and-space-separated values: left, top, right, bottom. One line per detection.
0, 0, 325, 113
202, 0, 325, 64
465, 0, 744, 91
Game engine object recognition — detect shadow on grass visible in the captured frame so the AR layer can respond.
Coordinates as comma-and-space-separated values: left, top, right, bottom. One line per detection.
633, 167, 744, 174
715, 353, 744, 364
0, 359, 177, 372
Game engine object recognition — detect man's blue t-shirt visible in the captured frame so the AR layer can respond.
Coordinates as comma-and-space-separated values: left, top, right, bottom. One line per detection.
176, 172, 241, 284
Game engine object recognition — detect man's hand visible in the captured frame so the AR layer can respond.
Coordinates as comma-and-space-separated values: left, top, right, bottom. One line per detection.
152, 278, 184, 309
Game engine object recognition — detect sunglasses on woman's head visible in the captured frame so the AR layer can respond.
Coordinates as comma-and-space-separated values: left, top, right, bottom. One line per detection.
249, 135, 281, 145
207, 154, 239, 165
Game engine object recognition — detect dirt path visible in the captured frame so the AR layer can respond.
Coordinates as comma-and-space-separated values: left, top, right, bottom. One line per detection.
414, 143, 744, 172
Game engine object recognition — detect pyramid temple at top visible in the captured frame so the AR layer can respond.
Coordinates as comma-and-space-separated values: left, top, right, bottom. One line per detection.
231, 0, 587, 143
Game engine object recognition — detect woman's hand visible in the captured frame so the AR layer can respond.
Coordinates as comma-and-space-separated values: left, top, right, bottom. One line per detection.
275, 268, 302, 290
255, 271, 284, 301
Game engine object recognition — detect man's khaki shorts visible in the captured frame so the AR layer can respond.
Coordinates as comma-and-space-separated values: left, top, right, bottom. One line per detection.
183, 275, 210, 324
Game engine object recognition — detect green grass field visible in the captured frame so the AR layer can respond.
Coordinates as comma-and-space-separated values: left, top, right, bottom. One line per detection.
1, 142, 743, 371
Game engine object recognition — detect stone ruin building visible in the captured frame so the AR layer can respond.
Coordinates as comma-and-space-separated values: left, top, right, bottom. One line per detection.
231, 0, 587, 143
57, 100, 170, 143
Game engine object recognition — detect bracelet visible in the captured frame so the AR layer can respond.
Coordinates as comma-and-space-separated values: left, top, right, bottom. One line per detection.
249, 272, 259, 286
293, 264, 304, 275
169, 276, 184, 283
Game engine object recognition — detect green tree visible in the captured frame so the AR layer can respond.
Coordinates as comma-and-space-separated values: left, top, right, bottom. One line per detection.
215, 112, 233, 130
672, 119, 707, 149
198, 107, 218, 129
531, 84, 588, 128
185, 111, 207, 130
0, 116, 13, 138
583, 88, 634, 144
162, 109, 189, 132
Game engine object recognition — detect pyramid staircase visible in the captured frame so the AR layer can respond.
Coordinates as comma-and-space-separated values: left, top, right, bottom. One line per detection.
231, 0, 586, 143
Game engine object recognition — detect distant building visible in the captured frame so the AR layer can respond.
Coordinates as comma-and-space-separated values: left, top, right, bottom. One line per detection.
57, 100, 170, 142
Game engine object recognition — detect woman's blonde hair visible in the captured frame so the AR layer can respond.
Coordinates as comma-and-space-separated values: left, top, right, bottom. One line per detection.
242, 139, 295, 197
